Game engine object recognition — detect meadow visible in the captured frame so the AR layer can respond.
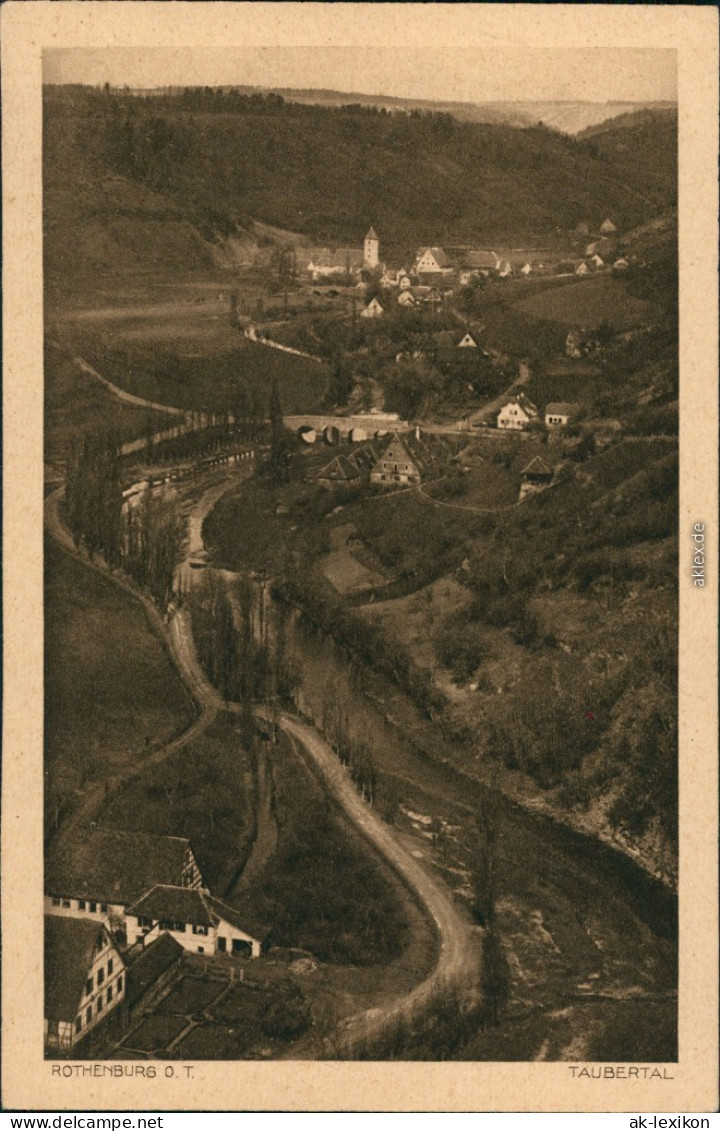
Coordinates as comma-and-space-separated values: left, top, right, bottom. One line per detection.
44, 538, 195, 833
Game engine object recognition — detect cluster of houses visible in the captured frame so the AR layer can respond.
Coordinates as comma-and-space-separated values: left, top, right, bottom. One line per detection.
310, 396, 578, 494
44, 827, 264, 1054
496, 394, 579, 433
294, 221, 629, 320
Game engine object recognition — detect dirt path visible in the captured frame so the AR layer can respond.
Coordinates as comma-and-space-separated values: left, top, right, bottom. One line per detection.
277, 719, 480, 1056
226, 749, 278, 901
72, 355, 184, 417
46, 469, 480, 1055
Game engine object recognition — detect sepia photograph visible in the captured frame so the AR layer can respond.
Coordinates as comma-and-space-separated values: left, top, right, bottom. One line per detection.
2, 1, 717, 1114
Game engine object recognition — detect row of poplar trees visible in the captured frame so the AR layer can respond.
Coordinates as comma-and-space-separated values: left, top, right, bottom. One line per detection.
64, 433, 185, 611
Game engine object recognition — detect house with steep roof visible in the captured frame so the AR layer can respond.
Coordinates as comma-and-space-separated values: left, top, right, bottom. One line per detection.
458, 250, 500, 282
518, 456, 555, 501
545, 402, 580, 428
369, 431, 446, 487
415, 247, 453, 276
45, 828, 205, 928
309, 248, 364, 279
458, 332, 479, 348
360, 296, 384, 319
397, 289, 416, 308
125, 885, 264, 958
45, 916, 126, 1053
520, 456, 554, 483
316, 443, 380, 487
496, 395, 539, 431
600, 218, 617, 234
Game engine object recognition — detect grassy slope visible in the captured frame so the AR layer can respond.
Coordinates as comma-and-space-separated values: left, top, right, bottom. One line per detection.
45, 340, 169, 459
45, 538, 194, 823
99, 712, 256, 897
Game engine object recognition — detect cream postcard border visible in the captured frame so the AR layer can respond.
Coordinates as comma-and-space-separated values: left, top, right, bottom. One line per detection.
2, 2, 717, 1113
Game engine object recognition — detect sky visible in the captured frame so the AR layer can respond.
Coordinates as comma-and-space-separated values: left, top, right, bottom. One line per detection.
43, 46, 677, 104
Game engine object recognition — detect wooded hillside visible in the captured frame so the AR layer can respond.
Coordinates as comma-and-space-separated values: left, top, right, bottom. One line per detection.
43, 87, 677, 279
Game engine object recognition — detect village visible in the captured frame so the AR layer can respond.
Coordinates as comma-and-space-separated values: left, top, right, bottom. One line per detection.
41, 76, 680, 1067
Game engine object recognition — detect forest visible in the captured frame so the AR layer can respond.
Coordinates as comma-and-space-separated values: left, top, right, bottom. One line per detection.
43, 85, 678, 278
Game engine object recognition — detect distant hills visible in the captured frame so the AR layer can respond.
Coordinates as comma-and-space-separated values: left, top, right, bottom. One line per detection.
43, 85, 677, 281
112, 83, 676, 137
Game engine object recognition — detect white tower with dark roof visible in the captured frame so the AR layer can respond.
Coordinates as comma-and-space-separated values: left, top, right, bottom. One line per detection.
363, 226, 380, 269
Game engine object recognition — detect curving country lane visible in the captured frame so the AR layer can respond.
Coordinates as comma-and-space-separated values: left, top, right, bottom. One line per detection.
44, 470, 482, 1056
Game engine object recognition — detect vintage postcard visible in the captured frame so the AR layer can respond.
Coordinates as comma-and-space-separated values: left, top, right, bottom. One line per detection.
2, 1, 718, 1113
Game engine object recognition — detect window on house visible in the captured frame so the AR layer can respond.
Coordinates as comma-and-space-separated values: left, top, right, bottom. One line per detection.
85, 977, 93, 995
78, 900, 86, 911
97, 998, 103, 1013
62, 900, 71, 909
100, 904, 108, 913
174, 921, 186, 933
86, 1006, 92, 1024
89, 902, 97, 913
106, 986, 113, 1004
107, 958, 113, 975
75, 1016, 82, 1034
52, 898, 61, 906
116, 976, 123, 994
97, 968, 104, 986
197, 946, 204, 954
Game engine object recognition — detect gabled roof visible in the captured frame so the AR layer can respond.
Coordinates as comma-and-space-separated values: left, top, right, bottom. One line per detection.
127, 885, 266, 943
126, 932, 184, 1008
416, 246, 451, 268
45, 916, 116, 1022
545, 402, 580, 417
127, 885, 215, 927
312, 248, 363, 269
46, 828, 199, 907
498, 393, 539, 417
520, 456, 553, 479
460, 250, 498, 270
600, 218, 617, 233
365, 227, 378, 240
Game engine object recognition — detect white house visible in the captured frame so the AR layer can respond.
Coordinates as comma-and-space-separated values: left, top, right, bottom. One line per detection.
398, 273, 412, 291
613, 257, 629, 271
45, 916, 126, 1053
457, 332, 478, 348
308, 248, 364, 279
397, 290, 416, 308
497, 395, 539, 431
125, 885, 264, 959
520, 263, 532, 277
415, 247, 453, 275
600, 218, 617, 234
575, 261, 590, 276
45, 828, 205, 930
545, 402, 580, 428
361, 296, 384, 319
589, 254, 605, 270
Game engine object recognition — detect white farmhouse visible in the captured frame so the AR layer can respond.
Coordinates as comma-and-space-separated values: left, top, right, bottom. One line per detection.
497, 395, 539, 431
45, 916, 126, 1053
545, 402, 580, 428
45, 829, 205, 930
126, 885, 264, 958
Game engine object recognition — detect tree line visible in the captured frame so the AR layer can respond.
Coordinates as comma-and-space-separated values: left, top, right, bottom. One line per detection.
64, 432, 185, 611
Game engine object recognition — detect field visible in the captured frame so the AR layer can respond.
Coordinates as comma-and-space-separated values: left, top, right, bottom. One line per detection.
54, 296, 330, 416
238, 730, 416, 967
99, 711, 257, 897
44, 538, 195, 831
511, 275, 652, 330
45, 340, 168, 460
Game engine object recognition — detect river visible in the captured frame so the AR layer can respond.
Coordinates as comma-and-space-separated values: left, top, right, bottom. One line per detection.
242, 580, 677, 1062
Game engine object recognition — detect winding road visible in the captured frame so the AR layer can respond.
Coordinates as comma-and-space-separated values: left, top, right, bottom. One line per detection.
44, 467, 482, 1055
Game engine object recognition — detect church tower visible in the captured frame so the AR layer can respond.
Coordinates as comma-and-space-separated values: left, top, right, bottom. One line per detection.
363, 227, 380, 270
